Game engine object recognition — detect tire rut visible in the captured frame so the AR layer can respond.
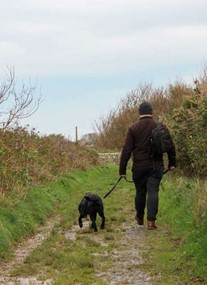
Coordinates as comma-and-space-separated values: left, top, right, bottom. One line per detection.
0, 216, 60, 285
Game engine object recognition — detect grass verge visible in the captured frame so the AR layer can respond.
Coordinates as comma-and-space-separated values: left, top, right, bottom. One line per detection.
141, 173, 207, 284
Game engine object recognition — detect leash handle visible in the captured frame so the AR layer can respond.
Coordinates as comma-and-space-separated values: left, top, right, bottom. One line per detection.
103, 176, 123, 199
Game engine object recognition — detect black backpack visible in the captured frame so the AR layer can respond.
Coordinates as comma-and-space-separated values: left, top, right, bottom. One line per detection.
149, 122, 174, 158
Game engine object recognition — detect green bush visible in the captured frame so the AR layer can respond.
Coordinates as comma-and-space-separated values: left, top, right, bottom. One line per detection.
165, 82, 207, 176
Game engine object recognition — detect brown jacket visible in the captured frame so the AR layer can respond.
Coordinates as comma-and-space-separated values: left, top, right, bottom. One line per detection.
119, 116, 176, 175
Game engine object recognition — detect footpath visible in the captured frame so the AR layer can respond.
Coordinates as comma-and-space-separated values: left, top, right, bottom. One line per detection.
0, 215, 156, 284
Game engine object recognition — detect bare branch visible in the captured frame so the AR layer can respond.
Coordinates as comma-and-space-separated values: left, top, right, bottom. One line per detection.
0, 66, 42, 129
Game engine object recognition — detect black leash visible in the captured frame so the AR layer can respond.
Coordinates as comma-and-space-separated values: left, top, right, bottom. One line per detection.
103, 176, 123, 199
103, 168, 170, 199
124, 177, 134, 183
103, 176, 134, 199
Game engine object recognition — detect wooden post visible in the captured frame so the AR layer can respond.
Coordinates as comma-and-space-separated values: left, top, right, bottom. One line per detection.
75, 126, 78, 142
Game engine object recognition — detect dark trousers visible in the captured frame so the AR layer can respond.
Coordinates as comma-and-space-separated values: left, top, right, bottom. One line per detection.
132, 162, 164, 221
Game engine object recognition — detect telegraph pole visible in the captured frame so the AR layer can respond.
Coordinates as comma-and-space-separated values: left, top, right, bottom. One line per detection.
75, 126, 78, 143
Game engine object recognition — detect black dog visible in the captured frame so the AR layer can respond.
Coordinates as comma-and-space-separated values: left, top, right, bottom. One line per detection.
78, 192, 105, 232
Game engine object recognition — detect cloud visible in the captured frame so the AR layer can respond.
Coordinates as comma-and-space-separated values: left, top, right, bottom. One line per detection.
0, 0, 207, 78
1, 0, 207, 139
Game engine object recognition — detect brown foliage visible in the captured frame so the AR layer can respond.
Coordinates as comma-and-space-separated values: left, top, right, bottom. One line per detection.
0, 127, 98, 195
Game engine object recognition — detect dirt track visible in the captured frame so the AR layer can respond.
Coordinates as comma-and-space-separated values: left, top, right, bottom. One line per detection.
0, 218, 155, 285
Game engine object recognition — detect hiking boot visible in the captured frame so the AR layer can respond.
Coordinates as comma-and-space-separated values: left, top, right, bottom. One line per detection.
135, 213, 144, 227
147, 220, 157, 230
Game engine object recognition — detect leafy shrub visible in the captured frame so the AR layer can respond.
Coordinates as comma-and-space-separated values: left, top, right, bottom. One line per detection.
165, 81, 207, 176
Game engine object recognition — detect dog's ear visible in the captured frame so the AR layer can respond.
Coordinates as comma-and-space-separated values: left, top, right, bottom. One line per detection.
84, 192, 91, 200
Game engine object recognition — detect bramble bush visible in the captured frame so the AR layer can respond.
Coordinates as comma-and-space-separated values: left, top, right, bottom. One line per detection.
0, 127, 98, 195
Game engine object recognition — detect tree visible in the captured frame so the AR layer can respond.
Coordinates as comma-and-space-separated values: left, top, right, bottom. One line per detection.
0, 66, 42, 129
80, 132, 98, 147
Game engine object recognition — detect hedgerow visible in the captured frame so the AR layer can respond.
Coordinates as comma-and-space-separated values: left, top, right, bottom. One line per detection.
0, 127, 98, 195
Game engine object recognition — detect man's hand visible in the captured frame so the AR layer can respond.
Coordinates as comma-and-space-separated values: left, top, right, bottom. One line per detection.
120, 174, 126, 178
164, 166, 176, 174
169, 166, 176, 171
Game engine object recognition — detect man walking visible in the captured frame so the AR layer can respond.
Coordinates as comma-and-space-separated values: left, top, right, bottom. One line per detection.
119, 101, 176, 229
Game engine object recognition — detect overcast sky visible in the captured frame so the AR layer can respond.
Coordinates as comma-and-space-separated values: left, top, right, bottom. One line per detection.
0, 0, 207, 140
